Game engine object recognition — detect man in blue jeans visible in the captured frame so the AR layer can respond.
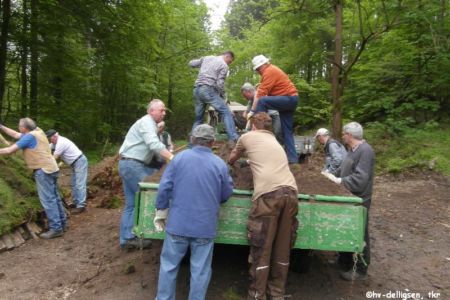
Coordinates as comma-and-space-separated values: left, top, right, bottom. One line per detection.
118, 99, 174, 250
189, 51, 239, 143
46, 129, 89, 214
154, 124, 234, 300
0, 118, 66, 239
249, 55, 299, 164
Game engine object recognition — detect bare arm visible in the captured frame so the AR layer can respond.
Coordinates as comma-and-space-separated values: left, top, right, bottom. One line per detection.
0, 144, 20, 155
228, 147, 244, 165
0, 133, 10, 145
0, 124, 21, 140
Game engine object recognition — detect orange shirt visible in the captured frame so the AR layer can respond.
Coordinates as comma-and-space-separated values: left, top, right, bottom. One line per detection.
256, 64, 298, 99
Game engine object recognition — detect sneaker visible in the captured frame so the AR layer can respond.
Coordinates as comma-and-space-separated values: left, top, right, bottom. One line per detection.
40, 229, 64, 239
340, 270, 368, 281
71, 207, 86, 214
68, 203, 77, 209
121, 238, 152, 250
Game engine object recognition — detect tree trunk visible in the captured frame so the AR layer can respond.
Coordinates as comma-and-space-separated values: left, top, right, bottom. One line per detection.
0, 0, 11, 120
30, 0, 39, 119
331, 0, 343, 138
21, 0, 29, 116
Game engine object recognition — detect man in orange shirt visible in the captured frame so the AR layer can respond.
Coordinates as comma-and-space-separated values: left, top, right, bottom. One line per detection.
249, 55, 299, 164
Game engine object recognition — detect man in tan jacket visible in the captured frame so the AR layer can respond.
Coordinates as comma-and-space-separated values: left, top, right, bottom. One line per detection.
0, 118, 67, 239
229, 112, 299, 300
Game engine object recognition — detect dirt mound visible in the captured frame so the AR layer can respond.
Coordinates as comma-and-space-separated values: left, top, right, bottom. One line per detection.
88, 155, 123, 208
144, 142, 353, 197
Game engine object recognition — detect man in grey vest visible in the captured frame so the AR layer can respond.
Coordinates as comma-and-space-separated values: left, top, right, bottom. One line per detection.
0, 118, 67, 239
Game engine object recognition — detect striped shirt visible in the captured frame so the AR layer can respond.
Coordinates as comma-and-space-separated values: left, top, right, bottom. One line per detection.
189, 55, 228, 94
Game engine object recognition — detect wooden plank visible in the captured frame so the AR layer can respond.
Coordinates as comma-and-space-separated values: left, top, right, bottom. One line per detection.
1, 234, 15, 250
25, 223, 39, 240
12, 230, 25, 247
28, 222, 42, 234
0, 239, 7, 253
18, 226, 31, 240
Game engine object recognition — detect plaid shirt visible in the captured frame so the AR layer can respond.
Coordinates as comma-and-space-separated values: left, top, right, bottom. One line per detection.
189, 55, 228, 95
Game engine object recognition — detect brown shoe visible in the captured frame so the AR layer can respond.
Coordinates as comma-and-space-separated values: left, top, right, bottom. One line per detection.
71, 207, 86, 214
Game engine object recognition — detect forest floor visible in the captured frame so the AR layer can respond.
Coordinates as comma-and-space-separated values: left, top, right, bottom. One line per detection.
0, 147, 449, 300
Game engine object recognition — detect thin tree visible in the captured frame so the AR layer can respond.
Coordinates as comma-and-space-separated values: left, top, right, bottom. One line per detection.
0, 0, 11, 119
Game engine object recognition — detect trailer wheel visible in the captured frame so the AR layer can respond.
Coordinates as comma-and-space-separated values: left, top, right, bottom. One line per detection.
290, 249, 312, 273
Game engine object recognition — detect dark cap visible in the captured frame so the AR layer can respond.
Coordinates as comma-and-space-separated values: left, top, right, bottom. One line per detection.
45, 129, 57, 138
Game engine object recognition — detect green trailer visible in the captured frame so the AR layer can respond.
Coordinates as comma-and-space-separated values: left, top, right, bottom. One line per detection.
133, 183, 367, 254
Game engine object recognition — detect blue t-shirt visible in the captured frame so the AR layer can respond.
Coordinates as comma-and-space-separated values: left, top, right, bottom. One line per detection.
16, 134, 37, 150
156, 146, 234, 239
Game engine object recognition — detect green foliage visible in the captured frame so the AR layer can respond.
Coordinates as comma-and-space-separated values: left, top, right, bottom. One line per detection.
365, 124, 450, 176
0, 154, 41, 235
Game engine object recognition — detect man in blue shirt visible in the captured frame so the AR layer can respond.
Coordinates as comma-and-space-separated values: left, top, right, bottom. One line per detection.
0, 118, 66, 239
154, 124, 234, 300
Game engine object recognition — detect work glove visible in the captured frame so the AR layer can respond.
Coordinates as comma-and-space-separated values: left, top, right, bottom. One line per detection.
153, 208, 169, 232
246, 111, 255, 121
238, 159, 250, 168
321, 171, 342, 185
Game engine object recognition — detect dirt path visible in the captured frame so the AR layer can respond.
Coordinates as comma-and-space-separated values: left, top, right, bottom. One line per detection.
0, 174, 449, 300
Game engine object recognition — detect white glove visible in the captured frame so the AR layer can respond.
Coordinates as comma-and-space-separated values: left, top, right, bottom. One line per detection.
153, 208, 169, 232
321, 171, 342, 185
246, 111, 255, 121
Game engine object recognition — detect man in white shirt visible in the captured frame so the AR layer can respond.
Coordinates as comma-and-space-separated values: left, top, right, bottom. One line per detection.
46, 130, 88, 214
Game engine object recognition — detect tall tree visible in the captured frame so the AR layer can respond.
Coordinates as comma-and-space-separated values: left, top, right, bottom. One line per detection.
331, 0, 343, 138
0, 0, 11, 119
29, 0, 38, 118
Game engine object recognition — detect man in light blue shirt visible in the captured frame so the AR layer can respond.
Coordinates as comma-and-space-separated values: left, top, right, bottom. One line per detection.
154, 124, 233, 300
118, 99, 173, 249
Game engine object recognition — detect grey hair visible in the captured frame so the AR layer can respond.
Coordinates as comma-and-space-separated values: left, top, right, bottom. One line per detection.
191, 137, 214, 147
19, 118, 37, 131
343, 122, 363, 140
147, 99, 164, 111
241, 82, 255, 93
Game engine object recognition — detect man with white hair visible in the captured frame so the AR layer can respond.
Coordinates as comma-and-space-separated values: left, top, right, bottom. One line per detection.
249, 55, 299, 164
315, 127, 347, 174
0, 118, 67, 239
321, 121, 375, 281
46, 129, 88, 214
241, 82, 283, 144
118, 99, 174, 249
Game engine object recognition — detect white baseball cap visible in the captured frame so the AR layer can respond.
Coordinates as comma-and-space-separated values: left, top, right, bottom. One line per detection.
314, 128, 329, 138
252, 55, 270, 71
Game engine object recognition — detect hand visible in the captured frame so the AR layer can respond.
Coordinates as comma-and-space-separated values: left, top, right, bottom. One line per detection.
153, 208, 169, 232
246, 111, 255, 121
321, 171, 342, 184
238, 159, 250, 168
58, 161, 64, 168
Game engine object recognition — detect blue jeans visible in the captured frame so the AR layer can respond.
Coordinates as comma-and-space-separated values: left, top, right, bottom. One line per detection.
34, 169, 67, 231
118, 159, 157, 245
71, 155, 88, 208
192, 85, 239, 141
256, 95, 299, 163
156, 233, 214, 300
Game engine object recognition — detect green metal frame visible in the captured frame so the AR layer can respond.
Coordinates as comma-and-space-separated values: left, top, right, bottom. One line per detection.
134, 183, 367, 253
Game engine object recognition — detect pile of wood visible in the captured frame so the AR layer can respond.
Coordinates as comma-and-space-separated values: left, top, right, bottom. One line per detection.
0, 222, 42, 252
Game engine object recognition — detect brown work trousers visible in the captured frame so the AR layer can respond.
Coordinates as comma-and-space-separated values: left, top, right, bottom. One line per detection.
247, 187, 299, 300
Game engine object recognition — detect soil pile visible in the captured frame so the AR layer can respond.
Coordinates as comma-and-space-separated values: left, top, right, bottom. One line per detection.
88, 155, 123, 208
145, 142, 353, 197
